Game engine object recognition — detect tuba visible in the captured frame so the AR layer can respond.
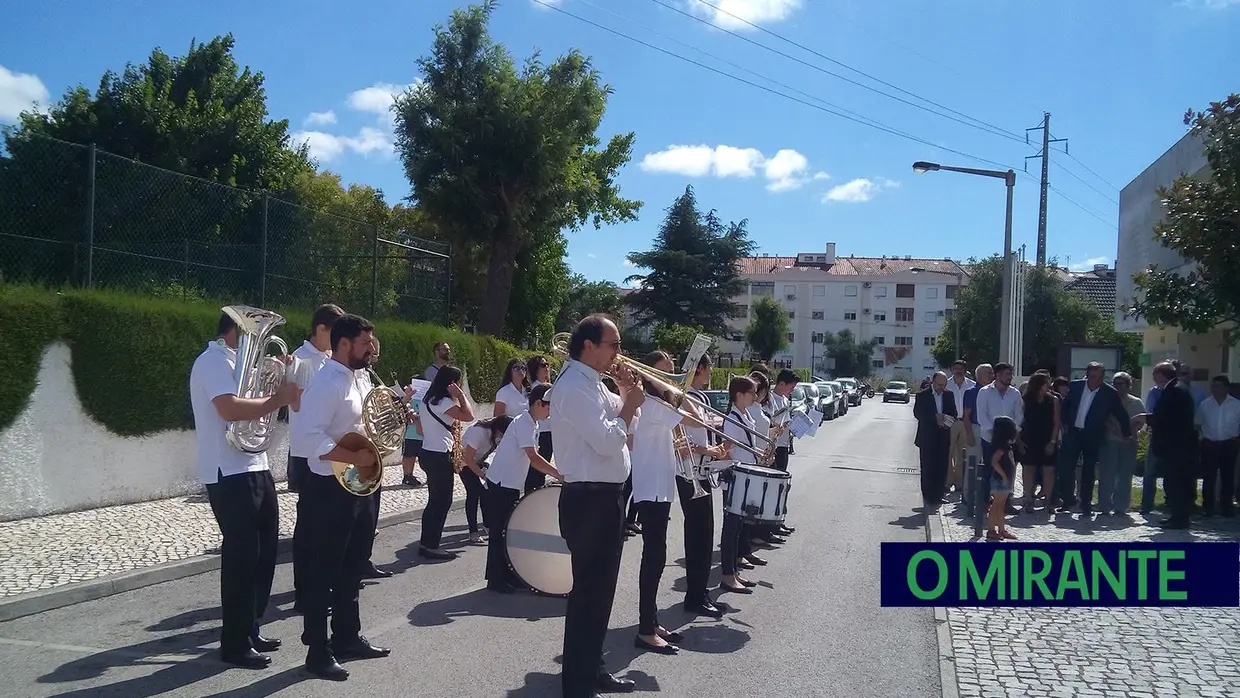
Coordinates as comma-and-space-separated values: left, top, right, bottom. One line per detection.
333, 368, 407, 497
222, 305, 290, 454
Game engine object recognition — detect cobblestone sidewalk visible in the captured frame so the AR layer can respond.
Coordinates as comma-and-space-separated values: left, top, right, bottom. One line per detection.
936, 471, 1240, 698
0, 466, 466, 598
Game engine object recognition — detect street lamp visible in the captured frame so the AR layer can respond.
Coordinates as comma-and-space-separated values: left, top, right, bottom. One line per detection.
911, 160, 1017, 367
910, 266, 964, 362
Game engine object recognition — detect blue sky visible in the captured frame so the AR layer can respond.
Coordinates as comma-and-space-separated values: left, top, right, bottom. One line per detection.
3, 0, 1238, 287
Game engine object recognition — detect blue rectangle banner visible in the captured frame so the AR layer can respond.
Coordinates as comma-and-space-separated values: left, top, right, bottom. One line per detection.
880, 542, 1240, 607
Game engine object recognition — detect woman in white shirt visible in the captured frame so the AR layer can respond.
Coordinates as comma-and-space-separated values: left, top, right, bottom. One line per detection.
629, 351, 723, 654
459, 414, 515, 544
746, 371, 786, 552
418, 365, 474, 560
719, 375, 761, 595
492, 359, 529, 418
526, 355, 554, 493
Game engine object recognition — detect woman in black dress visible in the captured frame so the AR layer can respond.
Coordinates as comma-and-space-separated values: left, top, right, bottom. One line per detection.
1018, 372, 1059, 512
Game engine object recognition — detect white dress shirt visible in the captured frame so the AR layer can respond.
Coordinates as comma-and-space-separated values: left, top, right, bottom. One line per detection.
1074, 385, 1099, 429
630, 399, 684, 503
288, 340, 331, 458
290, 359, 366, 477
189, 341, 270, 485
946, 376, 975, 415
1196, 395, 1240, 441
749, 403, 772, 448
421, 396, 456, 453
548, 359, 631, 484
933, 389, 945, 414
486, 412, 540, 490
682, 389, 711, 450
462, 423, 496, 463
724, 408, 759, 466
769, 392, 792, 447
975, 382, 1025, 443
495, 382, 528, 417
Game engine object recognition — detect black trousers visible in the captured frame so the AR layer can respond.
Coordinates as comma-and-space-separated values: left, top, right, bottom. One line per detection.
289, 456, 310, 604
559, 482, 626, 698
484, 483, 522, 585
460, 468, 491, 533
205, 469, 279, 654
1057, 428, 1101, 508
297, 472, 373, 649
623, 476, 640, 526
419, 449, 455, 549
1162, 448, 1198, 522
1200, 439, 1237, 514
528, 432, 553, 494
362, 483, 381, 564
675, 475, 714, 605
635, 500, 672, 636
918, 436, 950, 505
773, 446, 790, 471
287, 450, 309, 493
720, 511, 744, 576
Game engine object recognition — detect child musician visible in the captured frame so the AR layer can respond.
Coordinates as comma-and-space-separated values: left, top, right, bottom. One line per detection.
719, 376, 761, 595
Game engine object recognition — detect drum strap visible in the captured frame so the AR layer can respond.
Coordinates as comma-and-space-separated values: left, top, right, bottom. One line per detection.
731, 411, 754, 448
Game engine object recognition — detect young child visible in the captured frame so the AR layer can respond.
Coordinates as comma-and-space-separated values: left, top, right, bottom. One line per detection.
988, 415, 1019, 541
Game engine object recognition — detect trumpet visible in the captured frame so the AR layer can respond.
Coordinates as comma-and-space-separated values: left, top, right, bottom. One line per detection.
548, 333, 778, 467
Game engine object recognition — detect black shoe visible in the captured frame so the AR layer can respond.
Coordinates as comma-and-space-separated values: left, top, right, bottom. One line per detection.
736, 559, 755, 570
250, 634, 281, 653
305, 647, 348, 680
719, 582, 752, 594
402, 475, 424, 487
778, 525, 795, 535
744, 554, 767, 566
333, 635, 391, 660
685, 600, 724, 618
221, 647, 271, 669
1160, 518, 1190, 529
361, 565, 392, 579
597, 672, 636, 693
418, 547, 457, 560
634, 636, 679, 654
766, 535, 787, 545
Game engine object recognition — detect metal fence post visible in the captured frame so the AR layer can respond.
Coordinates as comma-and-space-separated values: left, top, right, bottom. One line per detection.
84, 143, 96, 287
371, 225, 379, 317
260, 193, 269, 307
445, 249, 452, 326
182, 239, 190, 301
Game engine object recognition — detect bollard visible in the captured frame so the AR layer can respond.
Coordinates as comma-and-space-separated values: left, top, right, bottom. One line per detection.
973, 450, 986, 539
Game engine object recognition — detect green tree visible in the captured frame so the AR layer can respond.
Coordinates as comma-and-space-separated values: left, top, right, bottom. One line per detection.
506, 228, 572, 348
623, 185, 755, 335
651, 323, 720, 362
745, 296, 790, 361
1127, 93, 1240, 342
555, 274, 624, 332
392, 1, 640, 339
823, 329, 878, 379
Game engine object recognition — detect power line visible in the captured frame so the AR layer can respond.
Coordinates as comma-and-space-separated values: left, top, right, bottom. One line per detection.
1047, 183, 1115, 228
530, 0, 1016, 172
1063, 150, 1120, 192
669, 0, 1028, 144
1053, 157, 1119, 207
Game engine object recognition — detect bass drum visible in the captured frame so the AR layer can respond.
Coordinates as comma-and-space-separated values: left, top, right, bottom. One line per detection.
505, 485, 573, 597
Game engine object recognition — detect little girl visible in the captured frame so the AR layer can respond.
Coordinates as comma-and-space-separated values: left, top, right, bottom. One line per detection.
988, 415, 1019, 541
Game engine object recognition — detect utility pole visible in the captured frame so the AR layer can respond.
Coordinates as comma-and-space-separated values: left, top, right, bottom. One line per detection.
1025, 112, 1067, 267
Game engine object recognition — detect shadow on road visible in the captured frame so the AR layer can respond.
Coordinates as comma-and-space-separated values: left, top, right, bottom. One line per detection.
407, 587, 567, 627
888, 510, 926, 531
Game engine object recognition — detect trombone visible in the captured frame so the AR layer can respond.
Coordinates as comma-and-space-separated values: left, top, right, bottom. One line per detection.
548, 333, 779, 468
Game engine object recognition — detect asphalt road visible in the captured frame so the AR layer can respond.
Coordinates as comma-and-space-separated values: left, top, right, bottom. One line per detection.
0, 399, 941, 698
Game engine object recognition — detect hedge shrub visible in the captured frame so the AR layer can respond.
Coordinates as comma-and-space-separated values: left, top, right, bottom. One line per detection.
709, 367, 812, 390
0, 285, 550, 436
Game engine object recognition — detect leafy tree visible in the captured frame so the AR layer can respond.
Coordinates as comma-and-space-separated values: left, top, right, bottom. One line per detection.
506, 228, 571, 348
823, 329, 878, 379
392, 1, 640, 339
1127, 93, 1240, 342
744, 296, 790, 361
651, 323, 720, 363
555, 274, 624, 332
623, 185, 755, 335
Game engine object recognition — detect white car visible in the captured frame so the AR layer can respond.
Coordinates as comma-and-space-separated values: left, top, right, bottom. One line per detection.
882, 380, 911, 404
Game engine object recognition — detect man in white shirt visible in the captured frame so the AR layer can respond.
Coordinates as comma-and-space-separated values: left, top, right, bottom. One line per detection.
551, 314, 644, 698
770, 369, 799, 537
288, 304, 343, 614
974, 362, 1024, 509
290, 314, 392, 680
189, 310, 298, 669
945, 360, 976, 493
1195, 375, 1240, 515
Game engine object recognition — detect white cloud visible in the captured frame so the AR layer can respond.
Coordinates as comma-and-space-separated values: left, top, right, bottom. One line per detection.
641, 144, 821, 192
822, 177, 899, 204
304, 110, 337, 127
1069, 256, 1112, 272
586, 253, 597, 259
0, 65, 50, 122
685, 0, 804, 30
346, 82, 412, 127
290, 126, 391, 163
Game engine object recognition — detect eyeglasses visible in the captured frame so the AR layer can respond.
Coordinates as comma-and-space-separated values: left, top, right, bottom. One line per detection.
514, 366, 527, 372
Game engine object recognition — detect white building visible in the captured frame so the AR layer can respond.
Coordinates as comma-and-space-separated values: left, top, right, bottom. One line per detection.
1115, 130, 1238, 389
717, 243, 969, 380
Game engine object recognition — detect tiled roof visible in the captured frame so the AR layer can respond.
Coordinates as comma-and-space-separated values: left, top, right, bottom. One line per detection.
1064, 273, 1117, 318
737, 256, 969, 277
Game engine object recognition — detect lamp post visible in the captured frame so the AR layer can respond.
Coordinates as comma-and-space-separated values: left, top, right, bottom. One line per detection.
910, 266, 965, 361
912, 161, 1017, 367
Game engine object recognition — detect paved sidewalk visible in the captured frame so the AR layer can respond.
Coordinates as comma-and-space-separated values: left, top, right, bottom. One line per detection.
0, 466, 466, 599
935, 470, 1240, 698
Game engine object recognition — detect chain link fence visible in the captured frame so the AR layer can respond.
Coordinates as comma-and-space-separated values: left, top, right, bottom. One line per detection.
0, 134, 450, 323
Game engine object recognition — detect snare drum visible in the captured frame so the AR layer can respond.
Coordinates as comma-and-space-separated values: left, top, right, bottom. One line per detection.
504, 485, 573, 597
722, 462, 791, 524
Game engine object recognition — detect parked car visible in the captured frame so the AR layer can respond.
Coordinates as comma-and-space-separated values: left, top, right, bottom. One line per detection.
883, 380, 911, 403
836, 377, 863, 406
814, 382, 839, 421
791, 383, 817, 414
825, 381, 849, 415
700, 390, 729, 430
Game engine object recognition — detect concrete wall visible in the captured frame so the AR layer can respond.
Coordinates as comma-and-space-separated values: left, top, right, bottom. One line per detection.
0, 343, 494, 522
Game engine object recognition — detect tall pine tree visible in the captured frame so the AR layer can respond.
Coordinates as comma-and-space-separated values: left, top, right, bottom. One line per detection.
623, 186, 754, 335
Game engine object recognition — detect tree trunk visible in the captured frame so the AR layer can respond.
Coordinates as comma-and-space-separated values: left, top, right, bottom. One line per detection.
477, 226, 520, 337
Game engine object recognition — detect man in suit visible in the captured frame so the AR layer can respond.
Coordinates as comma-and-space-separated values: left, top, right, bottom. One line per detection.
1135, 361, 1199, 529
1056, 361, 1133, 515
914, 371, 958, 510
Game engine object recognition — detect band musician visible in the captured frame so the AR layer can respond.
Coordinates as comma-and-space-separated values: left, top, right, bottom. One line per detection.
551, 314, 643, 697
355, 336, 394, 582
768, 369, 799, 537
290, 314, 394, 680
679, 354, 729, 619
189, 311, 299, 668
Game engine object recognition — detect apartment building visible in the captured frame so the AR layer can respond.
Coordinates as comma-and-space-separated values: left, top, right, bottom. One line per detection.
717, 243, 969, 379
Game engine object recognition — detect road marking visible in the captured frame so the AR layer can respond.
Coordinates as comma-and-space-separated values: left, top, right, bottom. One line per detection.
0, 636, 200, 663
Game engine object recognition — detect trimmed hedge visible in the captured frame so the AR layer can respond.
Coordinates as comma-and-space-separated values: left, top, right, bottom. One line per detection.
709, 367, 812, 390
0, 285, 550, 436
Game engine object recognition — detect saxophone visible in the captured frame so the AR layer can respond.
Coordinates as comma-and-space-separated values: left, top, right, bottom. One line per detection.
451, 420, 464, 473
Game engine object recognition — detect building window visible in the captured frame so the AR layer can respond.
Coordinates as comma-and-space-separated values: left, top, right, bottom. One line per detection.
924, 311, 938, 323
875, 285, 888, 297
873, 312, 886, 322
788, 311, 796, 320
896, 283, 915, 298
895, 336, 913, 346
783, 285, 797, 299
943, 308, 955, 318
751, 282, 774, 296
844, 311, 857, 320
787, 332, 795, 343
731, 304, 749, 319
872, 359, 885, 368
873, 336, 885, 345
813, 285, 826, 297
895, 307, 915, 322
812, 332, 825, 343
845, 285, 858, 297
926, 287, 939, 299
811, 310, 824, 320
945, 284, 957, 299
924, 336, 935, 346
